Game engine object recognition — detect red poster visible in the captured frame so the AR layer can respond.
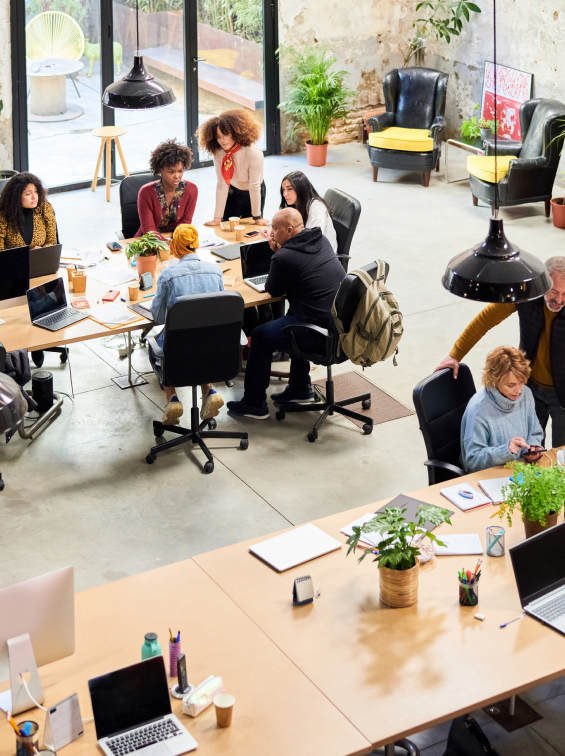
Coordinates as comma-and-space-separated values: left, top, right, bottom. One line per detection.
481, 61, 533, 141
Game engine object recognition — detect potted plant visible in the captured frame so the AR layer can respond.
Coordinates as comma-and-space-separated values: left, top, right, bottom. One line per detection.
125, 232, 169, 279
460, 103, 481, 140
479, 115, 499, 144
499, 462, 565, 538
278, 47, 354, 167
346, 504, 452, 608
550, 197, 565, 229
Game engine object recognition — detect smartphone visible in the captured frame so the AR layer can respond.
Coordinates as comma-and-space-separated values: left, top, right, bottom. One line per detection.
526, 447, 547, 454
107, 241, 123, 251
102, 289, 120, 302
244, 231, 260, 238
177, 653, 189, 694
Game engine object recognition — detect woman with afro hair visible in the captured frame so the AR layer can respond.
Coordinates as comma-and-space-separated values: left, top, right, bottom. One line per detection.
0, 172, 57, 250
198, 110, 268, 227
136, 138, 198, 239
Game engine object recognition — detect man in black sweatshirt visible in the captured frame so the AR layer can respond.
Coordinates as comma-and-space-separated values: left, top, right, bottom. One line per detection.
227, 208, 346, 419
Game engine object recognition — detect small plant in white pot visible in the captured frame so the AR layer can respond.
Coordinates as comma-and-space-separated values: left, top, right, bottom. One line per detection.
346, 504, 452, 607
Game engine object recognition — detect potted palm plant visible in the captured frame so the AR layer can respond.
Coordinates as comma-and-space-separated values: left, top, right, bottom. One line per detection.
279, 47, 354, 167
125, 232, 169, 279
499, 462, 565, 538
346, 504, 452, 608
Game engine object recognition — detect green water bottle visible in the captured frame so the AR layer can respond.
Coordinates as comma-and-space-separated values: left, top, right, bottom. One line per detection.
141, 632, 161, 660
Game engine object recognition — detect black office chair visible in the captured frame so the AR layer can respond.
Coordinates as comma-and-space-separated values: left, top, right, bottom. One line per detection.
372, 739, 420, 756
146, 291, 248, 473
274, 262, 383, 441
0, 170, 18, 194
118, 172, 155, 240
412, 365, 476, 485
0, 340, 5, 491
324, 188, 361, 273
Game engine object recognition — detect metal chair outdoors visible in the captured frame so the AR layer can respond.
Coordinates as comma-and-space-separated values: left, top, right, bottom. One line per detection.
26, 11, 85, 98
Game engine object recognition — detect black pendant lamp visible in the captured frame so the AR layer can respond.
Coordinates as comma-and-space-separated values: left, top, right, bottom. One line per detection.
442, 0, 551, 304
102, 0, 176, 110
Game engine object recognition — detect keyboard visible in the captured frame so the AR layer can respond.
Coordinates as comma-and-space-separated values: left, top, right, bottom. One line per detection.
36, 307, 80, 327
248, 275, 268, 286
107, 719, 180, 755
534, 592, 565, 622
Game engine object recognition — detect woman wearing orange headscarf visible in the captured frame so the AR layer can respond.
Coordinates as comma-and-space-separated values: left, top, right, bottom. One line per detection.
149, 224, 225, 425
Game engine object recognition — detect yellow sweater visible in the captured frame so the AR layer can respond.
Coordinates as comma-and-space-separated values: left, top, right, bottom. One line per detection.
0, 202, 58, 250
450, 303, 557, 388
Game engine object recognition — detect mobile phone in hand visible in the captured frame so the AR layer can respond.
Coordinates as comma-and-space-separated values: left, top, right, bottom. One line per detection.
525, 447, 547, 454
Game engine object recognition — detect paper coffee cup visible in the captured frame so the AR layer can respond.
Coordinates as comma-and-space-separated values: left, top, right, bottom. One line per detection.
229, 217, 239, 232
67, 265, 76, 282
128, 283, 140, 301
214, 693, 234, 728
234, 225, 246, 242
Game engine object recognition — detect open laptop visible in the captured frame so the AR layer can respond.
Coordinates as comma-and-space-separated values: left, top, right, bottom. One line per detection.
240, 240, 275, 292
510, 521, 565, 635
0, 245, 29, 310
30, 243, 62, 278
27, 277, 88, 331
89, 656, 198, 756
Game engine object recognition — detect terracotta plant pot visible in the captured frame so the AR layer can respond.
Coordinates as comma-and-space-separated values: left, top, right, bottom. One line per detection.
159, 245, 172, 262
306, 141, 328, 167
379, 560, 420, 608
550, 198, 565, 229
136, 254, 158, 279
524, 512, 558, 539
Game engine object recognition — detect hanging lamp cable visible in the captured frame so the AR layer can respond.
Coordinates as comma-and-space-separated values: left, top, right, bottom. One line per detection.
136, 0, 140, 56
493, 0, 499, 219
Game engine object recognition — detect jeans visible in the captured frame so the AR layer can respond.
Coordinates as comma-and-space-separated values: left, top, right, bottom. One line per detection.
243, 314, 321, 406
529, 381, 565, 448
222, 182, 266, 221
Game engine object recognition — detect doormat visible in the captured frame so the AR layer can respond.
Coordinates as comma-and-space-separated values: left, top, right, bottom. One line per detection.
312, 371, 414, 429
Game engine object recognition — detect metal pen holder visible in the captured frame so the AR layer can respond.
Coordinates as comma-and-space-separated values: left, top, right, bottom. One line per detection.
15, 721, 39, 756
486, 526, 505, 557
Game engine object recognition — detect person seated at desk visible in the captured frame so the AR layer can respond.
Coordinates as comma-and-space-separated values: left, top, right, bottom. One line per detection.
226, 208, 345, 420
136, 138, 198, 240
460, 346, 545, 473
0, 172, 57, 250
149, 224, 225, 426
198, 110, 269, 228
276, 171, 337, 252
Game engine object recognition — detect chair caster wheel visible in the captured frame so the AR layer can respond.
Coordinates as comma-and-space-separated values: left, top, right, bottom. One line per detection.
204, 461, 214, 474
275, 411, 285, 421
208, 418, 217, 429
154, 427, 165, 438
61, 350, 69, 364
146, 454, 156, 464
307, 430, 318, 443
362, 423, 373, 435
239, 438, 249, 450
0, 477, 4, 492
362, 399, 371, 410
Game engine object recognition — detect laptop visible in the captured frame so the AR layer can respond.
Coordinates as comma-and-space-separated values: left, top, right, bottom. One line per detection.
27, 277, 88, 331
240, 240, 275, 292
89, 657, 198, 756
0, 246, 29, 310
30, 243, 62, 278
510, 521, 565, 635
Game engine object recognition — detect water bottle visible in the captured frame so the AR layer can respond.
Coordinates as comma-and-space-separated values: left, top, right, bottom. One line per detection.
141, 632, 161, 660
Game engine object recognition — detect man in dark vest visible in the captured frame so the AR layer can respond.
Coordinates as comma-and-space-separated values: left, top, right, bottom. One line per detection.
435, 256, 565, 447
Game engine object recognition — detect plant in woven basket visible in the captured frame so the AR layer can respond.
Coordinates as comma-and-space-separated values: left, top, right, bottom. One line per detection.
125, 232, 169, 261
499, 462, 565, 527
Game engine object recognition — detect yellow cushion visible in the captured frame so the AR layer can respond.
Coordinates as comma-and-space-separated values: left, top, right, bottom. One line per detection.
368, 127, 433, 152
467, 155, 518, 183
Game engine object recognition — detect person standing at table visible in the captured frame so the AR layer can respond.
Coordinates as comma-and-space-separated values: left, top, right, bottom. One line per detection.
136, 138, 198, 240
198, 110, 269, 228
277, 171, 337, 252
0, 172, 57, 250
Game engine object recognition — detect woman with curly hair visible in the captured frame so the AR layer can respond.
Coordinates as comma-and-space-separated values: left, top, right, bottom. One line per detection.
0, 172, 57, 250
136, 138, 197, 239
198, 110, 268, 227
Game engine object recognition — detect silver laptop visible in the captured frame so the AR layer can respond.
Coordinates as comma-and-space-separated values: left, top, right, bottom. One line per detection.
89, 657, 197, 756
27, 277, 88, 331
510, 521, 565, 634
240, 239, 275, 292
30, 244, 62, 278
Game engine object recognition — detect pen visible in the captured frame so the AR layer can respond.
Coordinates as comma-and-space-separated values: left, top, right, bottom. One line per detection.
143, 294, 154, 299
500, 612, 526, 628
176, 631, 180, 642
22, 722, 31, 737
6, 714, 22, 735
490, 508, 501, 518
120, 297, 126, 302
169, 628, 174, 642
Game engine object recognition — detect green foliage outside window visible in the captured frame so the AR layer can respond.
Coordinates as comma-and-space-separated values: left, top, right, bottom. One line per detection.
27, 0, 91, 29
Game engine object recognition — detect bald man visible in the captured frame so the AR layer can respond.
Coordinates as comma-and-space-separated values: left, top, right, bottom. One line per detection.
227, 208, 345, 419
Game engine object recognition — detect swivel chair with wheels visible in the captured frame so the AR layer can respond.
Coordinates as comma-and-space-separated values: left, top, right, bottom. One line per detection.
145, 291, 248, 474
275, 262, 384, 441
412, 365, 476, 485
118, 172, 155, 239
323, 188, 361, 273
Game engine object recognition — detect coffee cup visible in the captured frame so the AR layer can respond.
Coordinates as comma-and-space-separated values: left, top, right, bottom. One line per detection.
67, 265, 76, 282
234, 225, 246, 242
72, 271, 87, 293
128, 282, 140, 301
229, 217, 239, 232
214, 693, 234, 728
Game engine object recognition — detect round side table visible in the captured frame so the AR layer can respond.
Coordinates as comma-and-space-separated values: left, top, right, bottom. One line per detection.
91, 126, 130, 202
27, 58, 84, 120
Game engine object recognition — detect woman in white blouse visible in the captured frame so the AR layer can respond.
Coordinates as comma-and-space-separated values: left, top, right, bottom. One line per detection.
198, 110, 269, 228
278, 171, 337, 252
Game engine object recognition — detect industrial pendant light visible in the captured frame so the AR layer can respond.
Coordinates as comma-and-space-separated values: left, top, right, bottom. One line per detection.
102, 0, 176, 110
442, 0, 551, 303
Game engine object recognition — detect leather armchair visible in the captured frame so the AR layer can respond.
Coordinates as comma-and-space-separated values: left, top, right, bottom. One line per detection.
367, 67, 449, 187
470, 98, 565, 217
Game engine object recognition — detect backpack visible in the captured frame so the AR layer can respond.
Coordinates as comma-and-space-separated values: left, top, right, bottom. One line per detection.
331, 261, 403, 368
443, 715, 500, 756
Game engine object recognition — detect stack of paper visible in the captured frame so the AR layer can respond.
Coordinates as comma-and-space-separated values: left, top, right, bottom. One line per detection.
433, 534, 483, 556
440, 483, 491, 512
341, 513, 382, 548
88, 303, 143, 329
88, 260, 137, 287
478, 477, 512, 503
193, 225, 228, 249
60, 248, 105, 268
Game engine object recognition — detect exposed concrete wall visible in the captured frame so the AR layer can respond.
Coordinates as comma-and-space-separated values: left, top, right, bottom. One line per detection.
0, 0, 12, 168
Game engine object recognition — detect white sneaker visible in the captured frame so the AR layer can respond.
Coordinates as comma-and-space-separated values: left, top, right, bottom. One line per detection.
162, 397, 183, 425
201, 388, 224, 420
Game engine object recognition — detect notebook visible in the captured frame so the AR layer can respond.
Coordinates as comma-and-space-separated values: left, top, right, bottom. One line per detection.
478, 477, 512, 503
249, 523, 342, 572
440, 483, 491, 512
433, 533, 483, 556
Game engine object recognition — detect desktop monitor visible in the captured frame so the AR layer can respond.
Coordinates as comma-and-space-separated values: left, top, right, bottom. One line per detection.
0, 246, 29, 310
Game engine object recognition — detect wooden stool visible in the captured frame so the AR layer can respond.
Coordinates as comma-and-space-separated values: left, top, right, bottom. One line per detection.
91, 126, 130, 201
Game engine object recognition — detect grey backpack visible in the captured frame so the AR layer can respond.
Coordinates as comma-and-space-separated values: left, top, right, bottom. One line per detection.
331, 262, 403, 368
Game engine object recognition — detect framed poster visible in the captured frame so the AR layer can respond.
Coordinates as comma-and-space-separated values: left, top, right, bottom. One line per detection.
481, 61, 533, 141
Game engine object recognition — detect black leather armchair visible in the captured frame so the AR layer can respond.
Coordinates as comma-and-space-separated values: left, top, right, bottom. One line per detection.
470, 98, 565, 217
367, 67, 449, 187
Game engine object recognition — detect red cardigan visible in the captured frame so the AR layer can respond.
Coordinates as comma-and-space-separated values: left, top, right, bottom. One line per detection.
135, 180, 198, 239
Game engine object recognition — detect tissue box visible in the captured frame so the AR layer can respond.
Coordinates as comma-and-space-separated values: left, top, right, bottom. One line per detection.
182, 675, 224, 717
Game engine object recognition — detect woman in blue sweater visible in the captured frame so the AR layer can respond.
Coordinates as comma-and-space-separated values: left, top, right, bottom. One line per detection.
461, 346, 545, 473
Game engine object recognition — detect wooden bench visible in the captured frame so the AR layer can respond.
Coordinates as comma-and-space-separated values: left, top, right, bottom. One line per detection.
140, 45, 264, 111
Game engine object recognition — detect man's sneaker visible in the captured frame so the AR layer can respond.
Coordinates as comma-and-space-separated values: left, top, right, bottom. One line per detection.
162, 396, 183, 425
226, 400, 270, 419
201, 388, 224, 420
271, 385, 315, 404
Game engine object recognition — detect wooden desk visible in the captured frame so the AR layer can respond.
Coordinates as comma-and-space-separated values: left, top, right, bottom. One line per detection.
0, 560, 370, 756
194, 460, 565, 750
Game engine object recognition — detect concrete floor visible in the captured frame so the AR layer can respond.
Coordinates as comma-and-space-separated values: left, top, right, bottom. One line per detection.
3, 141, 565, 753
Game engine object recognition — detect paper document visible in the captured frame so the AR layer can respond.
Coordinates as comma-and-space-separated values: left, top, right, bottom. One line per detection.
440, 483, 491, 512
193, 225, 229, 248
433, 533, 483, 556
341, 513, 382, 547
88, 303, 142, 327
61, 248, 105, 268
249, 523, 342, 572
88, 260, 137, 287
478, 477, 512, 503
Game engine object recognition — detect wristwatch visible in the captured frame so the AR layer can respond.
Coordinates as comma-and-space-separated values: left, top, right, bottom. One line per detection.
253, 214, 262, 221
